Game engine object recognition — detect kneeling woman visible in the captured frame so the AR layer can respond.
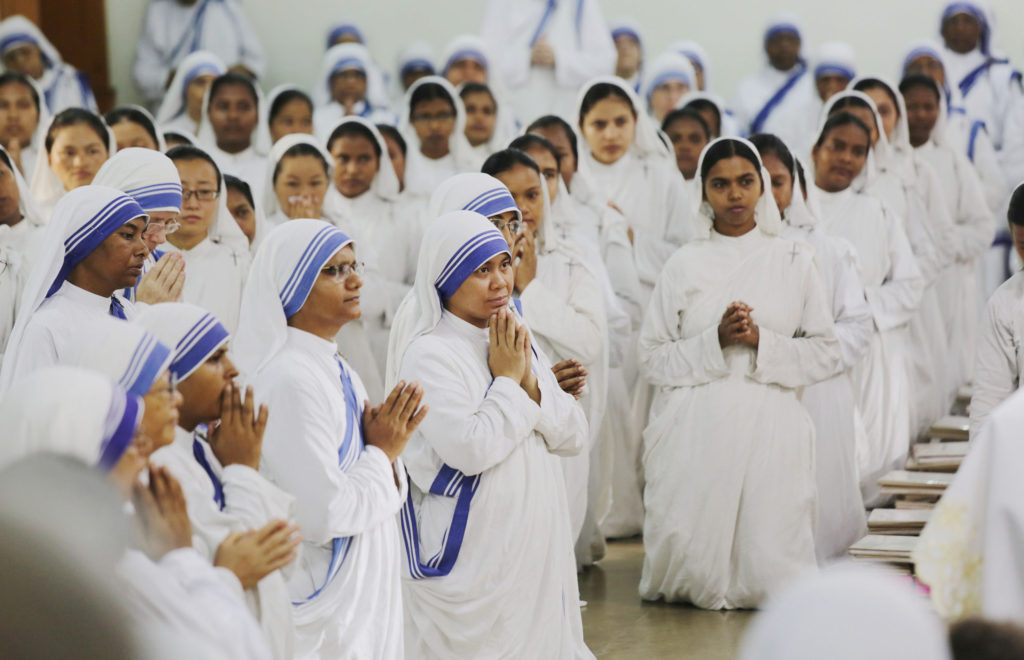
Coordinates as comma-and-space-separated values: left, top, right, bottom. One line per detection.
393, 211, 592, 657
638, 138, 840, 609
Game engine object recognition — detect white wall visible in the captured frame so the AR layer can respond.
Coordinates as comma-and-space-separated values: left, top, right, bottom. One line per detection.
105, 0, 1024, 108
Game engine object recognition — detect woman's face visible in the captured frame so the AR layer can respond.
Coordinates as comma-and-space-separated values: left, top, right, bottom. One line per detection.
330, 134, 379, 198
1, 43, 44, 80
614, 35, 641, 77
186, 73, 217, 121
136, 370, 182, 458
816, 74, 851, 103
208, 82, 258, 152
861, 88, 898, 142
445, 57, 487, 87
0, 158, 22, 226
905, 55, 946, 87
462, 91, 496, 147
495, 164, 545, 236
902, 86, 940, 148
177, 345, 238, 430
274, 153, 329, 217
330, 69, 368, 108
664, 116, 708, 180
942, 12, 981, 55
761, 151, 793, 214
72, 217, 149, 293
49, 123, 108, 191
703, 155, 762, 236
812, 123, 870, 192
288, 245, 363, 331
410, 97, 456, 158
530, 126, 576, 188
649, 80, 690, 122
0, 81, 38, 149
524, 146, 559, 204
269, 97, 313, 144
381, 133, 405, 188
142, 210, 179, 254
581, 95, 636, 165
225, 187, 256, 244
111, 120, 158, 151
839, 105, 879, 145
444, 252, 513, 328
173, 158, 220, 246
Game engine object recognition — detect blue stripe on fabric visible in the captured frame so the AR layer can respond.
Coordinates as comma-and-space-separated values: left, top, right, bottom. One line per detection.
814, 64, 854, 80
436, 235, 509, 299
902, 46, 941, 77
610, 27, 640, 43
530, 0, 556, 47
126, 183, 183, 211
400, 464, 481, 579
463, 188, 518, 218
646, 71, 692, 97
97, 392, 141, 471
121, 333, 172, 397
444, 48, 487, 73
764, 23, 800, 42
959, 57, 1009, 97
172, 313, 229, 382
192, 435, 225, 510
400, 58, 434, 76
279, 227, 351, 318
330, 57, 365, 76
967, 119, 986, 162
435, 232, 497, 286
749, 66, 807, 135
0, 32, 37, 54
326, 24, 363, 48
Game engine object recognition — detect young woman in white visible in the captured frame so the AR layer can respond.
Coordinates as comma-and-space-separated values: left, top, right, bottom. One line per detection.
196, 73, 268, 200
154, 51, 225, 137
0, 72, 47, 181
30, 108, 113, 218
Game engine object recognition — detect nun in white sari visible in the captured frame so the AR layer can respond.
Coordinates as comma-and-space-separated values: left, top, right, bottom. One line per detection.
196, 73, 269, 200
393, 210, 591, 658
0, 186, 147, 393
154, 51, 226, 138
638, 137, 839, 609
311, 44, 395, 141
0, 15, 97, 113
234, 219, 410, 659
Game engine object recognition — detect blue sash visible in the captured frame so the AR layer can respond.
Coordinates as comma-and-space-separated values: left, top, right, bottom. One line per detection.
192, 432, 225, 510
400, 464, 480, 579
109, 296, 127, 319
958, 57, 1008, 97
529, 0, 586, 48
749, 66, 807, 135
124, 249, 164, 303
967, 119, 987, 162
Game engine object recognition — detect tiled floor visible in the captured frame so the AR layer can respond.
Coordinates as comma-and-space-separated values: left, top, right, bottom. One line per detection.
579, 538, 754, 660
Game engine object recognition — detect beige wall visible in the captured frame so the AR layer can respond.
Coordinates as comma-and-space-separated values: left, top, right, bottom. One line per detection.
105, 0, 1024, 108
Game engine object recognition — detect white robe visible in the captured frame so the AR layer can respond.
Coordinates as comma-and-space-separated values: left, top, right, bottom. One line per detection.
817, 187, 923, 498
256, 327, 407, 660
782, 223, 871, 562
404, 152, 458, 198
150, 427, 296, 660
0, 244, 22, 361
397, 311, 591, 658
206, 145, 268, 202
943, 47, 1023, 151
637, 228, 840, 608
133, 0, 265, 105
162, 237, 247, 333
731, 64, 813, 137
970, 271, 1024, 437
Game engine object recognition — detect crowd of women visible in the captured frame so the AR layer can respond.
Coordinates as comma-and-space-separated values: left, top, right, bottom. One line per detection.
0, 0, 1022, 657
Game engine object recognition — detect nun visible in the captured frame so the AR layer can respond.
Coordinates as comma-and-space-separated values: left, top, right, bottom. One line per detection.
392, 210, 591, 658
93, 147, 187, 305
323, 21, 392, 110
260, 133, 333, 228
480, 0, 616, 121
641, 51, 696, 124
810, 112, 923, 499
399, 76, 480, 196
775, 41, 858, 157
394, 40, 436, 100
311, 43, 395, 141
133, 0, 265, 107
105, 105, 166, 152
670, 40, 711, 93
139, 302, 300, 660
638, 138, 839, 609
164, 144, 250, 331
30, 108, 114, 218
0, 71, 47, 179
196, 72, 268, 198
438, 36, 520, 152
233, 219, 425, 659
609, 19, 643, 92
750, 133, 872, 563
153, 50, 226, 137
0, 15, 97, 113
661, 107, 711, 184
0, 185, 148, 392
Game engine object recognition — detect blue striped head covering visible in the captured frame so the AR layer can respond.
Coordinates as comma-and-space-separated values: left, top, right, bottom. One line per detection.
442, 35, 490, 75
326, 23, 364, 48
813, 42, 857, 83
434, 222, 510, 300
941, 2, 991, 54
93, 148, 183, 214
68, 317, 173, 397
136, 303, 231, 384
428, 173, 522, 224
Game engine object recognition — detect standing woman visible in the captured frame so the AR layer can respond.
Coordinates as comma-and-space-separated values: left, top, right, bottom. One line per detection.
196, 72, 268, 200
311, 44, 394, 141
392, 210, 591, 658
30, 108, 113, 218
399, 76, 480, 196
154, 51, 225, 138
638, 137, 839, 609
0, 15, 97, 113
661, 107, 711, 188
0, 72, 47, 180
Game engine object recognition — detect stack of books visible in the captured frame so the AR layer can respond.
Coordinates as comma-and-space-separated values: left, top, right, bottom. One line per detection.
867, 509, 931, 536
924, 416, 969, 442
878, 470, 954, 498
906, 441, 968, 472
848, 534, 917, 567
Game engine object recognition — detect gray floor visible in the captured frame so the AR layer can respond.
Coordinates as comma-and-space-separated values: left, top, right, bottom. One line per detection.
579, 538, 754, 660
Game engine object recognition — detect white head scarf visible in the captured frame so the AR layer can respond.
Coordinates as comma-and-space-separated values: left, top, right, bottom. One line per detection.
456, 80, 519, 158
154, 50, 226, 129
232, 219, 353, 376
641, 51, 696, 113
312, 43, 390, 111
260, 132, 334, 221
325, 21, 365, 47
609, 18, 644, 90
575, 76, 671, 162
30, 110, 116, 216
65, 316, 173, 396
440, 35, 492, 83
900, 73, 955, 150
850, 75, 919, 174
0, 365, 143, 472
691, 136, 782, 240
399, 75, 479, 178
259, 83, 312, 149
196, 73, 270, 157
0, 185, 147, 393
323, 116, 400, 202
107, 105, 167, 152
762, 12, 805, 63
818, 89, 890, 189
783, 156, 820, 230
93, 148, 182, 214
396, 40, 436, 84
0, 143, 45, 229
0, 16, 69, 98
166, 145, 250, 252
136, 302, 231, 383
900, 39, 966, 114
670, 40, 711, 91
387, 210, 510, 382
0, 72, 49, 177
813, 42, 857, 83
738, 563, 951, 660
675, 89, 737, 137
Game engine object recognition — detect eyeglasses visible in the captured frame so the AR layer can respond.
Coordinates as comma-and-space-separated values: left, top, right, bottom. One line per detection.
490, 217, 521, 236
410, 111, 456, 125
144, 219, 181, 237
320, 262, 365, 279
182, 188, 219, 202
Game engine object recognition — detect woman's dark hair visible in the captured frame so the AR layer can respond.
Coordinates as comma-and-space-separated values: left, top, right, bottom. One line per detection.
828, 95, 876, 129
578, 83, 635, 124
163, 131, 192, 147
166, 145, 223, 192
376, 123, 406, 156
683, 98, 722, 134
794, 158, 808, 192
44, 108, 110, 154
0, 72, 39, 113
409, 82, 455, 115
268, 88, 313, 125
698, 138, 762, 184
661, 107, 711, 140
272, 143, 330, 184
898, 73, 942, 102
1008, 183, 1024, 227
104, 106, 160, 147
814, 111, 872, 149
458, 82, 495, 104
224, 174, 254, 209
208, 72, 259, 107
748, 133, 795, 179
481, 148, 540, 178
852, 78, 901, 117
526, 115, 578, 165
0, 147, 13, 172
326, 121, 382, 157
508, 134, 560, 170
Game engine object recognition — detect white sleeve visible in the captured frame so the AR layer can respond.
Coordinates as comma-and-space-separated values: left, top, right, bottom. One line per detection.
950, 149, 998, 264
221, 464, 296, 529
518, 261, 606, 367
632, 176, 692, 289
132, 5, 171, 104
229, 1, 266, 77
531, 343, 588, 457
480, 2, 530, 89
552, 0, 616, 89
970, 290, 1021, 436
863, 209, 924, 332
